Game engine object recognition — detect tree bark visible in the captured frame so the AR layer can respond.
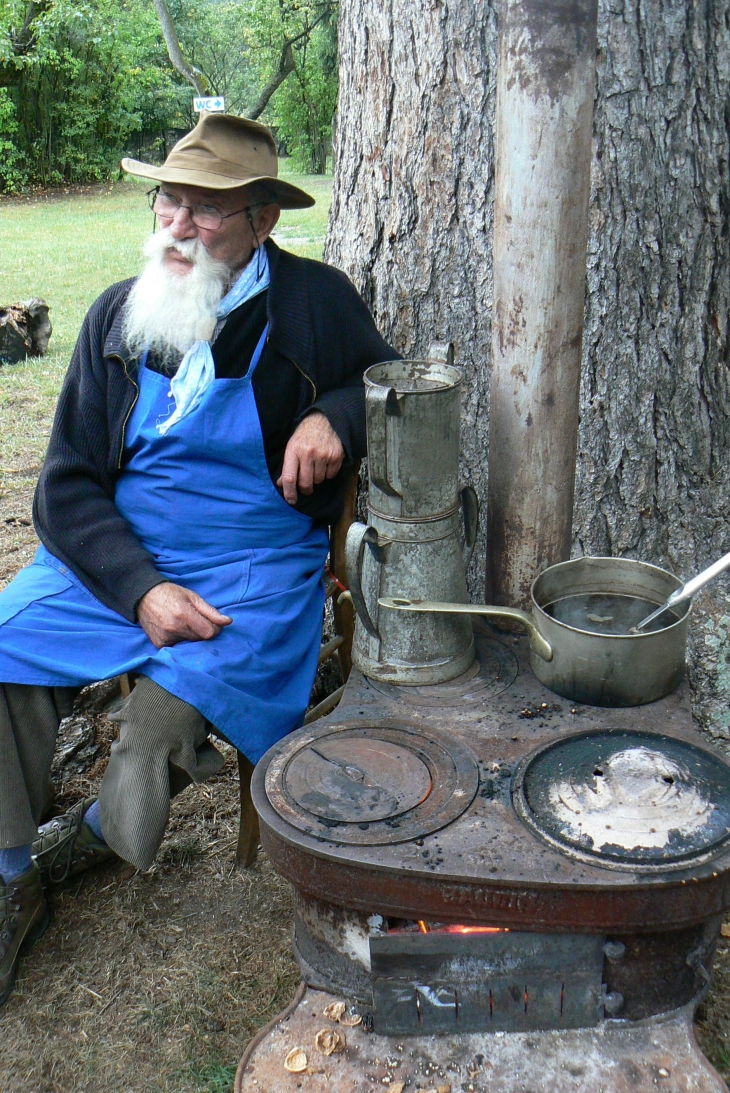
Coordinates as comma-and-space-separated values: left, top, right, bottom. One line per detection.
152, 0, 209, 96
326, 0, 730, 740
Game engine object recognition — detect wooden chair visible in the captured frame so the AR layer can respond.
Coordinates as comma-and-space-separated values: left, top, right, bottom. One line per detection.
235, 462, 359, 866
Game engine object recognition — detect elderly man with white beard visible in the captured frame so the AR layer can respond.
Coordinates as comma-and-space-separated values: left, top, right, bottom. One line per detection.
0, 113, 396, 1004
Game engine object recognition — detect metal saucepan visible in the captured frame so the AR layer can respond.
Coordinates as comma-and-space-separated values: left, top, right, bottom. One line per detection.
380, 556, 691, 708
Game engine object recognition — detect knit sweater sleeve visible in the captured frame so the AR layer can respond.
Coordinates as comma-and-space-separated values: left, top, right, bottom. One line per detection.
32, 284, 166, 622
303, 266, 399, 460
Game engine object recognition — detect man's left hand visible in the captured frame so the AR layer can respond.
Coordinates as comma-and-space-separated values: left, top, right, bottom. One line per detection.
277, 412, 344, 504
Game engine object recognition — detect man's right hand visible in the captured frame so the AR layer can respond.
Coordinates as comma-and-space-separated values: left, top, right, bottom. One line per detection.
137, 582, 232, 649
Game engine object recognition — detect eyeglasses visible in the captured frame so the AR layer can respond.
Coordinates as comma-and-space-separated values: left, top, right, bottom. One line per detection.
147, 187, 261, 231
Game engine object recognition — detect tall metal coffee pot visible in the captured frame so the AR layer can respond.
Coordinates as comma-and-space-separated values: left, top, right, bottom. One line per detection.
345, 357, 478, 684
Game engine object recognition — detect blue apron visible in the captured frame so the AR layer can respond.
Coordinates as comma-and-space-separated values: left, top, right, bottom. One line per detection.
0, 326, 329, 763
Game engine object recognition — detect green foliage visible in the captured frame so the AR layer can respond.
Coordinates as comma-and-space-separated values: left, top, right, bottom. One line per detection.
170, 0, 338, 172
0, 88, 25, 190
0, 0, 338, 192
0, 0, 190, 190
271, 4, 338, 173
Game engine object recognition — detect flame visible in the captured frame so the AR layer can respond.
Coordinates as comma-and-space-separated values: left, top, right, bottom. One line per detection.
442, 925, 508, 934
413, 921, 507, 935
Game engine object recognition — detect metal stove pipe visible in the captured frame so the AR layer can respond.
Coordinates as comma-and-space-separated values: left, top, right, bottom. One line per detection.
486, 0, 599, 608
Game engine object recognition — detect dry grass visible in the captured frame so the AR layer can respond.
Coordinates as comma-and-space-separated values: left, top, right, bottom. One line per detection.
0, 741, 299, 1093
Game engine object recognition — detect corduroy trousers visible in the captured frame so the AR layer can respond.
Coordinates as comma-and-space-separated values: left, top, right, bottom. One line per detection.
0, 676, 225, 871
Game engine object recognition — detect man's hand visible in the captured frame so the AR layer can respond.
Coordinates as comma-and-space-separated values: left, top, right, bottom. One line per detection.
137, 582, 232, 649
277, 412, 345, 504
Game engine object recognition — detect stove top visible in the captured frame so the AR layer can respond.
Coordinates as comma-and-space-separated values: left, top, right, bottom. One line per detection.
252, 624, 730, 933
514, 729, 730, 869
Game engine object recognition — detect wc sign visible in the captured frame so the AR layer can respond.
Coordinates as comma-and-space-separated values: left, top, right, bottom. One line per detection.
193, 96, 225, 113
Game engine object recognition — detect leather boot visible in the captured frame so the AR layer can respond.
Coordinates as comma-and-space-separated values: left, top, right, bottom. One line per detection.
0, 863, 48, 1005
32, 797, 117, 886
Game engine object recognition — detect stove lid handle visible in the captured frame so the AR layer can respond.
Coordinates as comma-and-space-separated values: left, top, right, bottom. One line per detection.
345, 522, 382, 640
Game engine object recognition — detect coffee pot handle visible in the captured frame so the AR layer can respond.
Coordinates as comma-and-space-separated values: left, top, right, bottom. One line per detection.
366, 386, 402, 497
345, 522, 382, 639
460, 486, 479, 572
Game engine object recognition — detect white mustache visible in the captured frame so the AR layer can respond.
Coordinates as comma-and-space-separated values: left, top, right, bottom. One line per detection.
122, 229, 232, 363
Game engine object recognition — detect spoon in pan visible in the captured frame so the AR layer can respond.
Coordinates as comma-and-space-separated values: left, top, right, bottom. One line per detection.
632, 549, 730, 632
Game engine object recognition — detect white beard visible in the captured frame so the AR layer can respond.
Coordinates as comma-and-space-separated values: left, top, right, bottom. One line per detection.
123, 228, 231, 366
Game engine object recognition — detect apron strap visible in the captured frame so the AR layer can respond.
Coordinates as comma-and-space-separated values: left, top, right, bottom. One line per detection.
248, 322, 270, 379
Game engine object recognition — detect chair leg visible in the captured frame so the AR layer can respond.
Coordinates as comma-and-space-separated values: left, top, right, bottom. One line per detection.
236, 751, 260, 868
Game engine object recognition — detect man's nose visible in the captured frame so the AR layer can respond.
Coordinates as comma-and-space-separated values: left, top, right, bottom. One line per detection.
168, 204, 198, 240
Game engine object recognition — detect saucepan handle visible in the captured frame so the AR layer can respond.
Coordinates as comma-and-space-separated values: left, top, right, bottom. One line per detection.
366, 386, 402, 497
378, 597, 553, 662
345, 522, 382, 640
460, 486, 479, 572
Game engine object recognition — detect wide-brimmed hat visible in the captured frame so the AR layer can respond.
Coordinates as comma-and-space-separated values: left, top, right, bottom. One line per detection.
121, 112, 315, 209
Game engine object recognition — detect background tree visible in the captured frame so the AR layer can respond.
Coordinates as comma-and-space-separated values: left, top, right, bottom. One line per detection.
0, 0, 189, 189
0, 0, 339, 191
325, 0, 730, 739
155, 0, 338, 164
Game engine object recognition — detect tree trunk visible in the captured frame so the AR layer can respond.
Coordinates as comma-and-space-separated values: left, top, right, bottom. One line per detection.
152, 0, 208, 96
247, 43, 296, 120
325, 0, 730, 741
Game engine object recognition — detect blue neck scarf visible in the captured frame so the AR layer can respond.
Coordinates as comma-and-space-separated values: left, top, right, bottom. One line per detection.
156, 245, 270, 435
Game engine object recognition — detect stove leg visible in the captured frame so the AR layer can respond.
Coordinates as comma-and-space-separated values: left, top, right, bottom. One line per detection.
236, 751, 260, 868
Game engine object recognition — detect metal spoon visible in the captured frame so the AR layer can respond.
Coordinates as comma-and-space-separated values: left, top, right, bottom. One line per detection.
633, 550, 730, 632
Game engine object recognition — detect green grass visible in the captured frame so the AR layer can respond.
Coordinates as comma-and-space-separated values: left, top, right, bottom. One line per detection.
0, 167, 332, 479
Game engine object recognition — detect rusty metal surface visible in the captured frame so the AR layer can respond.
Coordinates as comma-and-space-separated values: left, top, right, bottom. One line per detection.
290, 891, 720, 1021
237, 986, 728, 1093
253, 628, 730, 932
364, 627, 518, 707
370, 930, 606, 1034
264, 720, 479, 846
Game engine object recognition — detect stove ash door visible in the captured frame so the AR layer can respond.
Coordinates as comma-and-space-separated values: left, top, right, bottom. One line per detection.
370, 931, 609, 1035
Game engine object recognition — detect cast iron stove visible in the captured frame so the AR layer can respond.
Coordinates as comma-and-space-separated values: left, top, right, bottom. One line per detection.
239, 625, 730, 1092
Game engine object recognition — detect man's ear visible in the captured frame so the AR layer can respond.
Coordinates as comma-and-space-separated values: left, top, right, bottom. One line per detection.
254, 204, 280, 246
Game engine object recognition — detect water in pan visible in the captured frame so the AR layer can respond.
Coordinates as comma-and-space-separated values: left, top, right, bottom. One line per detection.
543, 592, 681, 635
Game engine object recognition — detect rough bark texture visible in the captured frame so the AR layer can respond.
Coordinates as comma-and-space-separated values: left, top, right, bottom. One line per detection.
325, 0, 498, 598
326, 0, 730, 741
577, 0, 730, 740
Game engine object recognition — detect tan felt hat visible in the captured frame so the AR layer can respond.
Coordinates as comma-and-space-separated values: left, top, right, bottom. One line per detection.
121, 112, 315, 209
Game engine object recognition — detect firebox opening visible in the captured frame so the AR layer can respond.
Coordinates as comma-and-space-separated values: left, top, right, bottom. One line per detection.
387, 918, 508, 935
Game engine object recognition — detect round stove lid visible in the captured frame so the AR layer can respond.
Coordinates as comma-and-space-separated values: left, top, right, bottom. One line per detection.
513, 730, 730, 868
265, 720, 479, 846
285, 737, 432, 822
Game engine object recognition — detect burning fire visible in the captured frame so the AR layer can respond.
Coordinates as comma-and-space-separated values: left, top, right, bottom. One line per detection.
416, 920, 507, 935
